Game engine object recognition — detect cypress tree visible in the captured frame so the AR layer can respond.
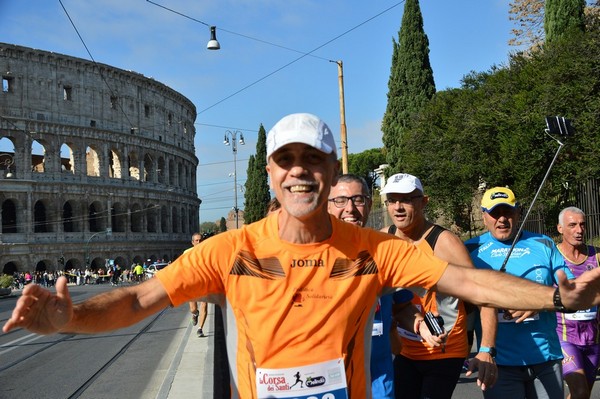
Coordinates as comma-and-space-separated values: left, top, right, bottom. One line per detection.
381, 0, 435, 173
545, 0, 586, 44
244, 154, 257, 221
219, 217, 227, 232
243, 124, 271, 223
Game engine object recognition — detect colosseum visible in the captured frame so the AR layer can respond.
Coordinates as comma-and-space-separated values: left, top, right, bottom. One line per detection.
0, 42, 200, 275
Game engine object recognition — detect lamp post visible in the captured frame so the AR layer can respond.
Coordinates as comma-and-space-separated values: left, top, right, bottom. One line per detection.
223, 130, 245, 229
85, 228, 111, 268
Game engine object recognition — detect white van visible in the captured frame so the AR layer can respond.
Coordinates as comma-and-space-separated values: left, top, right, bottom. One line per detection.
145, 262, 170, 279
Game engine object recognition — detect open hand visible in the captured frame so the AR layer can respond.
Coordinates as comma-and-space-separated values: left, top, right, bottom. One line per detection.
3, 276, 73, 334
558, 269, 600, 310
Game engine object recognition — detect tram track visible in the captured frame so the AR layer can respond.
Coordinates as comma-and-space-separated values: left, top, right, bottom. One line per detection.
0, 332, 75, 372
64, 307, 168, 399
0, 283, 194, 398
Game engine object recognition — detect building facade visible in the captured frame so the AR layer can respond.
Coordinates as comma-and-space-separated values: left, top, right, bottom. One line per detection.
0, 43, 200, 274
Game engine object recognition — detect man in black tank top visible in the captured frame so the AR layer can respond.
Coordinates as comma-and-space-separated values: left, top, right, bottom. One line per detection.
380, 173, 498, 399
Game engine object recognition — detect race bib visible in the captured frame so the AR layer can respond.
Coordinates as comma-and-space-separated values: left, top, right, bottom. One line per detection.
372, 322, 383, 337
396, 326, 422, 342
565, 306, 598, 321
256, 358, 348, 399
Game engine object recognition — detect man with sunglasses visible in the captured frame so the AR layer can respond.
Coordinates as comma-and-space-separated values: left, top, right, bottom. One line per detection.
381, 173, 498, 398
465, 187, 573, 399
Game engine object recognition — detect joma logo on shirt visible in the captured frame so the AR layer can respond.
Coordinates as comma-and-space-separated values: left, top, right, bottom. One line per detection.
290, 259, 324, 268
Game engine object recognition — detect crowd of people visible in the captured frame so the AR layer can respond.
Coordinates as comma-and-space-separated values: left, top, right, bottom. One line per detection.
9, 261, 162, 290
12, 270, 58, 288
4, 113, 600, 399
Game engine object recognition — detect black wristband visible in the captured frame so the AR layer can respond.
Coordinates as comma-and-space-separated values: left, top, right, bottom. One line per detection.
553, 287, 575, 313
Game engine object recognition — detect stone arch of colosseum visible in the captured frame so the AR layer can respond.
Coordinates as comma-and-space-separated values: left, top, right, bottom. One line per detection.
0, 43, 201, 275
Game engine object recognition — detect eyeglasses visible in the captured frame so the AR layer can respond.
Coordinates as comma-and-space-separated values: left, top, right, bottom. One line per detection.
384, 195, 423, 206
328, 195, 370, 208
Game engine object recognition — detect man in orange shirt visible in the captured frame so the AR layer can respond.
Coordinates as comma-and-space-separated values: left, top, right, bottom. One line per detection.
381, 173, 497, 398
5, 113, 600, 399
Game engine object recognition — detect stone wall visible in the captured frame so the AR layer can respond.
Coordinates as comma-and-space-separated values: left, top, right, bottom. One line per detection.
0, 43, 201, 273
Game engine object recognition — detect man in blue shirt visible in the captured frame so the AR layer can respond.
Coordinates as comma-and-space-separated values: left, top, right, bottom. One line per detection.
466, 187, 574, 399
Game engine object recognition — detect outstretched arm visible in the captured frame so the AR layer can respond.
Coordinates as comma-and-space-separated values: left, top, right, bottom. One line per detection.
3, 276, 171, 335
436, 265, 600, 311
433, 231, 497, 389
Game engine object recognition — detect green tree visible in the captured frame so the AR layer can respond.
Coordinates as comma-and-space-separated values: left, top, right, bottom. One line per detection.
244, 154, 257, 218
398, 24, 600, 233
219, 217, 227, 232
509, 1, 597, 50
243, 124, 271, 223
200, 221, 218, 233
347, 148, 387, 192
381, 0, 435, 174
545, 0, 586, 44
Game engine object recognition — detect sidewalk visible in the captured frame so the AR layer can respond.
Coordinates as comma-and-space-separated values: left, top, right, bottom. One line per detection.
157, 304, 216, 399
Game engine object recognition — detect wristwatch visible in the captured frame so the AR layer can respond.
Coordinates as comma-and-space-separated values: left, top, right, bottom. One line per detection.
479, 346, 497, 358
553, 286, 575, 313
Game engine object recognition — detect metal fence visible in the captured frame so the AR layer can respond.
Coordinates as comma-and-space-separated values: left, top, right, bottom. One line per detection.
365, 206, 387, 231
521, 178, 600, 243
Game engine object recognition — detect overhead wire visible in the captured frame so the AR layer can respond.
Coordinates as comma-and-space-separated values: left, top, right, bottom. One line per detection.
145, 0, 331, 62
54, 0, 262, 151
145, 0, 406, 114
56, 0, 405, 132
50, 1, 406, 217
58, 0, 136, 130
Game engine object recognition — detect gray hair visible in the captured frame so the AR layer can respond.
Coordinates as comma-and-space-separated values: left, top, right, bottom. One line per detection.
336, 173, 370, 195
558, 206, 585, 226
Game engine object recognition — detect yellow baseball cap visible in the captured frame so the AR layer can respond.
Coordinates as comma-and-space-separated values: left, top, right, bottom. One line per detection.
481, 187, 518, 212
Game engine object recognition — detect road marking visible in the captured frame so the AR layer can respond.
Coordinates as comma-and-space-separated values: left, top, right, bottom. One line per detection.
0, 332, 41, 355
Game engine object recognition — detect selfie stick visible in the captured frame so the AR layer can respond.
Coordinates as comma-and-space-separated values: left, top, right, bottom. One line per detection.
498, 130, 566, 273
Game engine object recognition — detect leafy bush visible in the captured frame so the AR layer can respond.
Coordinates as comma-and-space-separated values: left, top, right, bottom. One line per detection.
0, 274, 14, 289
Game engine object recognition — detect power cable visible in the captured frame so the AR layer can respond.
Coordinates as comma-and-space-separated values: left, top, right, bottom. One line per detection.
58, 0, 136, 130
146, 0, 331, 62
146, 0, 405, 114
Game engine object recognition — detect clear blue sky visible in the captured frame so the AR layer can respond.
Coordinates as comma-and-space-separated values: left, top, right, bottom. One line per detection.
2, 0, 518, 224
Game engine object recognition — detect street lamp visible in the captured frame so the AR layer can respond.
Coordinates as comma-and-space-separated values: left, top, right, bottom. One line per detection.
223, 130, 245, 228
0, 152, 15, 179
85, 228, 112, 268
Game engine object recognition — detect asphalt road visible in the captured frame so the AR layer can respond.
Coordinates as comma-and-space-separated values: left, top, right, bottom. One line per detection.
451, 353, 600, 398
0, 283, 188, 399
4, 285, 600, 399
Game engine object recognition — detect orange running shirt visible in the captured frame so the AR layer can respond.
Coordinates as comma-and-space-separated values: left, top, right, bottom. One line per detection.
156, 214, 448, 398
398, 239, 469, 360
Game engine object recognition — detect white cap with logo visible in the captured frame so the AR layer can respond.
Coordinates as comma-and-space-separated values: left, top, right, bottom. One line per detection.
381, 173, 424, 195
266, 113, 337, 160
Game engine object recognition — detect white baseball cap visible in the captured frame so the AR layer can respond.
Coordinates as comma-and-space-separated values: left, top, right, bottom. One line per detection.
266, 113, 337, 160
381, 173, 424, 195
